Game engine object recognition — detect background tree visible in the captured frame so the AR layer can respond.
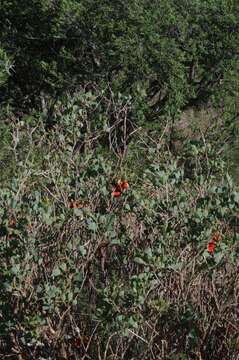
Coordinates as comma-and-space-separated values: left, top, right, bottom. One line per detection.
0, 0, 239, 122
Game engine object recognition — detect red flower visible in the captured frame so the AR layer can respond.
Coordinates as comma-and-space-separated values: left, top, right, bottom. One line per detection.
111, 179, 129, 198
120, 181, 129, 190
207, 232, 222, 253
207, 241, 215, 254
112, 191, 121, 198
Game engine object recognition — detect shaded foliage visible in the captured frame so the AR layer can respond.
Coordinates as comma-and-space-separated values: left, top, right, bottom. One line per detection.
0, 0, 239, 120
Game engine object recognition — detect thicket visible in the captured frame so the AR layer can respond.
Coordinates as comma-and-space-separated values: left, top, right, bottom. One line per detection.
0, 0, 239, 359
1, 0, 239, 115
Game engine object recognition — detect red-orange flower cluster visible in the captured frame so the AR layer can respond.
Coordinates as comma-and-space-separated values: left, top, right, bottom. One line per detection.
207, 242, 215, 253
207, 232, 221, 254
112, 180, 129, 198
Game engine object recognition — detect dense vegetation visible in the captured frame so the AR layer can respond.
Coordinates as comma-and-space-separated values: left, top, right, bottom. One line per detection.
0, 1, 238, 359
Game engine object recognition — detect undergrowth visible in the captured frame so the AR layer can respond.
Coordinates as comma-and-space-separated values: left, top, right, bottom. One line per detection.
0, 103, 238, 359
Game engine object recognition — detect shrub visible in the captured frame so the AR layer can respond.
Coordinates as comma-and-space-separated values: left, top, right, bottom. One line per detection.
0, 112, 238, 359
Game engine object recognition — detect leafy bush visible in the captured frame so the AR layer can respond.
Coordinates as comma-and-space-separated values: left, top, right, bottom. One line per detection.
0, 110, 238, 359
1, 0, 239, 122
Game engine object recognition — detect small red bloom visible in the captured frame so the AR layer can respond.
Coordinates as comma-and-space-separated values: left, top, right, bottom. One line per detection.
112, 191, 121, 198
120, 181, 129, 190
111, 179, 129, 197
207, 241, 215, 254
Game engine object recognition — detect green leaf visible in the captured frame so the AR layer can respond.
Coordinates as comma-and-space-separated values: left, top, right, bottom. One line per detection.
52, 267, 61, 277
169, 262, 183, 271
226, 173, 233, 187
234, 192, 239, 204
124, 204, 131, 211
60, 263, 67, 272
134, 257, 147, 265
88, 221, 98, 232
73, 208, 84, 218
78, 245, 87, 256
11, 264, 20, 275
214, 252, 224, 264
